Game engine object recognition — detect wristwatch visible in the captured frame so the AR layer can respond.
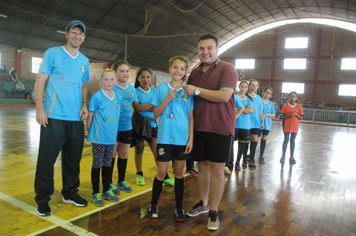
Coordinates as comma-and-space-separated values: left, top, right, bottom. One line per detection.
194, 87, 200, 96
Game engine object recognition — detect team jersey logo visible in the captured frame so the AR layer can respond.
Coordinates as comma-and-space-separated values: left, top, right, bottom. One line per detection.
177, 89, 188, 102
102, 116, 107, 122
80, 65, 84, 74
130, 92, 134, 98
116, 104, 121, 110
60, 77, 65, 85
158, 148, 165, 156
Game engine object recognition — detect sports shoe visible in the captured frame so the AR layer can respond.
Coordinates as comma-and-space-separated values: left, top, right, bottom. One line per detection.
136, 174, 145, 186
280, 156, 285, 163
224, 166, 231, 174
102, 189, 119, 202
117, 181, 132, 192
186, 169, 198, 177
207, 210, 220, 231
91, 193, 105, 206
36, 202, 51, 216
290, 157, 296, 164
148, 204, 158, 219
242, 162, 248, 168
63, 194, 88, 207
235, 163, 241, 171
110, 182, 121, 195
249, 160, 256, 167
162, 177, 175, 187
186, 200, 209, 217
175, 207, 186, 222
259, 157, 265, 164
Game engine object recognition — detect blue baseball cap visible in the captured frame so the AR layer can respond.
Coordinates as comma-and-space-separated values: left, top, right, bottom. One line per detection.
66, 20, 86, 34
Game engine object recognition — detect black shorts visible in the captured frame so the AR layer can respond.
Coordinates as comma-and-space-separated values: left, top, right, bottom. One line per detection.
157, 144, 191, 162
139, 127, 157, 140
236, 129, 250, 141
116, 130, 133, 144
192, 131, 233, 163
250, 128, 260, 135
258, 129, 270, 137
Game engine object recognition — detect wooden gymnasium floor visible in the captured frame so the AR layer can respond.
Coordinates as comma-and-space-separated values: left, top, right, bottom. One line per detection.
1, 107, 356, 236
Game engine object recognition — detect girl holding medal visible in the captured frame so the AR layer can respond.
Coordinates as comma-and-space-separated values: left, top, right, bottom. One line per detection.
147, 55, 194, 222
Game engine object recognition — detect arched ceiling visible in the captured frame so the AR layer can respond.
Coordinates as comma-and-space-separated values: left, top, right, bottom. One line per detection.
1, 0, 356, 72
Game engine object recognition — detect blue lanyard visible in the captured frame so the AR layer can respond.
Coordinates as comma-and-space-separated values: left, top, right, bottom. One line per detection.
170, 98, 174, 118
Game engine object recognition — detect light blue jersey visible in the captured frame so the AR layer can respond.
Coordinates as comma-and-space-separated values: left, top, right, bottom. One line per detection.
236, 95, 254, 129
136, 87, 157, 128
262, 100, 275, 131
151, 82, 194, 145
39, 46, 89, 121
249, 93, 263, 129
113, 83, 138, 131
87, 89, 123, 145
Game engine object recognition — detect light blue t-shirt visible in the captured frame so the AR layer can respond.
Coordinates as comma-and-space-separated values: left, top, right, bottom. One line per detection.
249, 93, 263, 129
262, 100, 275, 131
113, 83, 138, 131
151, 82, 194, 145
87, 89, 123, 145
236, 95, 254, 129
40, 46, 89, 121
136, 87, 157, 128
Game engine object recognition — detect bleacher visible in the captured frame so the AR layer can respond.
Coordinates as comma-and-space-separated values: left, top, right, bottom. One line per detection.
0, 77, 35, 106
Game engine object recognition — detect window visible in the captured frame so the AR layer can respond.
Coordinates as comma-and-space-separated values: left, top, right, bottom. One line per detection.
235, 59, 255, 69
285, 37, 308, 49
341, 58, 356, 70
339, 84, 356, 96
32, 57, 42, 73
283, 58, 307, 70
282, 82, 304, 94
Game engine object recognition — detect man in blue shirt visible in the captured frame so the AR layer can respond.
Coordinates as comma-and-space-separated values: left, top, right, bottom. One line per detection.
4, 81, 14, 98
34, 20, 89, 216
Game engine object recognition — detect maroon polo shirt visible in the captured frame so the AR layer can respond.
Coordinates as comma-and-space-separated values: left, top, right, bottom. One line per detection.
188, 59, 238, 136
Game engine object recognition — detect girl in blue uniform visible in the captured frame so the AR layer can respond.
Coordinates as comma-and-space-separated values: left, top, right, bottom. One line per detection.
87, 70, 122, 206
224, 92, 244, 174
258, 87, 275, 164
247, 79, 264, 167
132, 68, 175, 187
110, 60, 138, 193
235, 81, 254, 170
147, 56, 194, 222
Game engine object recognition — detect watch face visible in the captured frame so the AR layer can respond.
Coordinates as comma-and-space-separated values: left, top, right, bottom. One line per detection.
195, 88, 200, 96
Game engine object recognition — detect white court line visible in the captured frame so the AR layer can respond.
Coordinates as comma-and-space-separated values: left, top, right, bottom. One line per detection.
26, 188, 153, 235
0, 192, 97, 236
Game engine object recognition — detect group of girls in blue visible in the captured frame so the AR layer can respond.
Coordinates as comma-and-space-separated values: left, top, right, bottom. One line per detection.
226, 79, 303, 173
86, 56, 194, 222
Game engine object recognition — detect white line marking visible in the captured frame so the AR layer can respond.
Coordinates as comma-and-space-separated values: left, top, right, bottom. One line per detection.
0, 192, 97, 236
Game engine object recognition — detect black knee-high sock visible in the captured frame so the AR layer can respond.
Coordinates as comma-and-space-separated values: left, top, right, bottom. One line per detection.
102, 166, 111, 193
260, 140, 266, 157
175, 177, 184, 208
117, 158, 127, 182
236, 142, 245, 163
250, 141, 258, 162
164, 173, 169, 180
137, 171, 143, 176
109, 158, 115, 182
243, 143, 249, 163
91, 167, 101, 194
151, 177, 163, 205
186, 161, 193, 171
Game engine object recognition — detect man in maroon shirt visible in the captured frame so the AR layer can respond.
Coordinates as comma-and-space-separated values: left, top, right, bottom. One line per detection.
184, 34, 238, 230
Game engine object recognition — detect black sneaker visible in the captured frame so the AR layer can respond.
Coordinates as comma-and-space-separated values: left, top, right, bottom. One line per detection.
175, 207, 186, 222
63, 194, 88, 207
37, 202, 52, 216
148, 204, 158, 219
259, 157, 265, 164
242, 162, 248, 168
249, 161, 256, 167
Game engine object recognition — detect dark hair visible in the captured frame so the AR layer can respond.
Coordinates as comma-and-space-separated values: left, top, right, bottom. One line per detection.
198, 34, 218, 47
263, 86, 273, 92
239, 81, 253, 102
288, 91, 298, 97
112, 60, 130, 72
134, 68, 152, 88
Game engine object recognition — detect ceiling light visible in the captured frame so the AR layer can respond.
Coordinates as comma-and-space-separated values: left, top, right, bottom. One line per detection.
57, 30, 65, 34
0, 14, 8, 18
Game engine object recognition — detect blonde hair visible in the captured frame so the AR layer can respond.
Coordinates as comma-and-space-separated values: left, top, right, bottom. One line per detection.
101, 69, 115, 79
